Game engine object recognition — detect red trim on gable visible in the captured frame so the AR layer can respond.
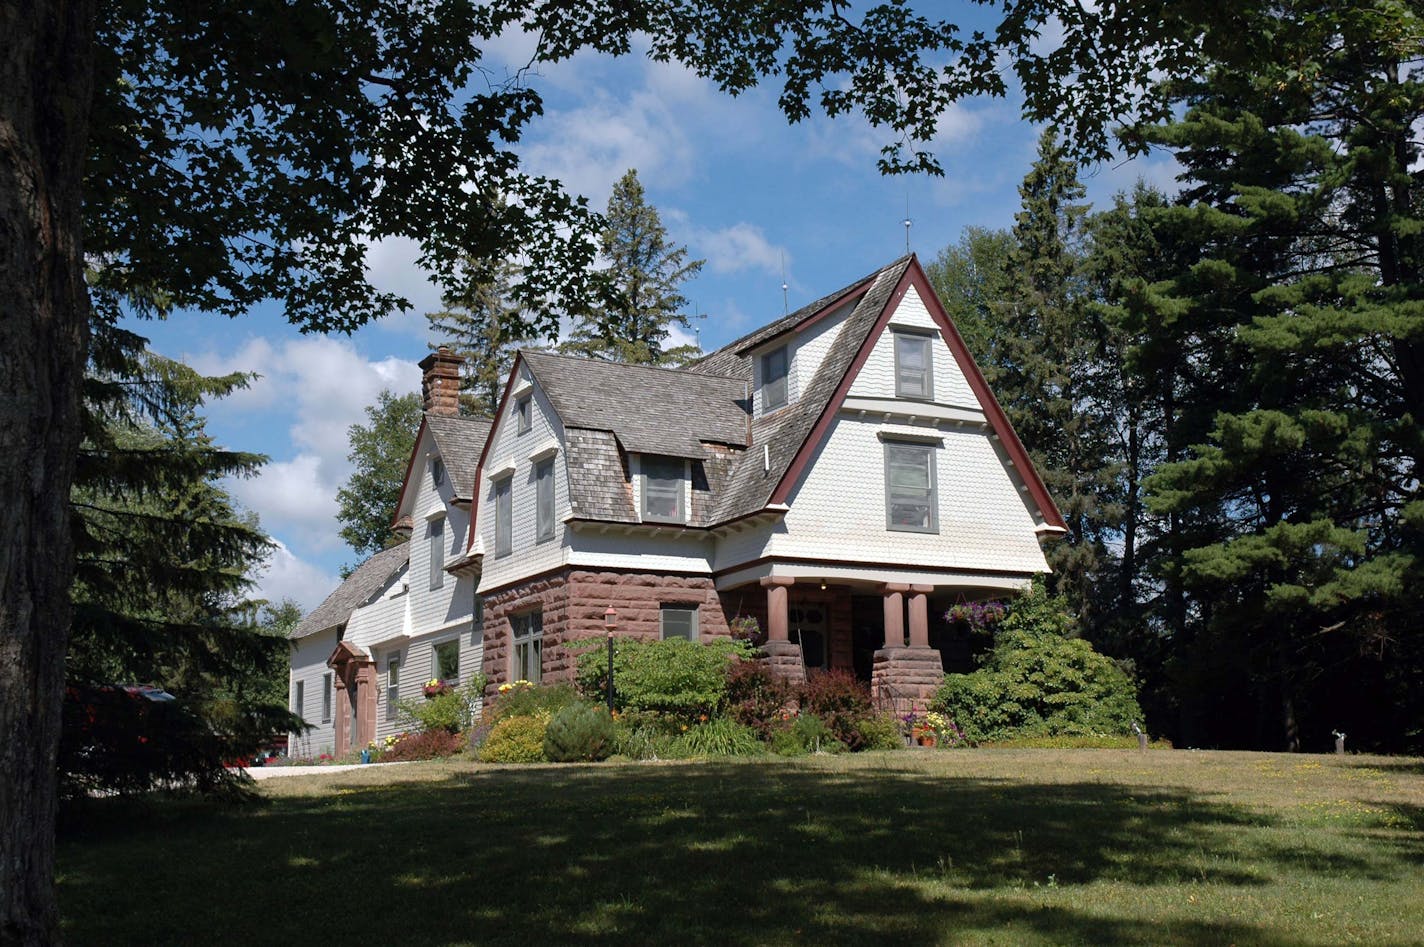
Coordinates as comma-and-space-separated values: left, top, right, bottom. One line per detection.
735, 278, 874, 355
465, 352, 527, 554
768, 255, 1066, 531
389, 416, 430, 530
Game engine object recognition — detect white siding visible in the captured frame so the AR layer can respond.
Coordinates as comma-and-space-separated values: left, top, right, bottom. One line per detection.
343, 569, 411, 652
477, 381, 571, 593
750, 301, 854, 416
287, 628, 338, 758
406, 426, 477, 632
569, 529, 715, 573
372, 620, 483, 740
849, 285, 977, 407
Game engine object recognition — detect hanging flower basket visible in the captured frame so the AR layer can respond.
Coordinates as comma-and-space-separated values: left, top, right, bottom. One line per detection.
423, 679, 453, 699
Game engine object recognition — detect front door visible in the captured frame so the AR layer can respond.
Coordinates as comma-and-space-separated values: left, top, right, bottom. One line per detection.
851, 595, 884, 681
789, 602, 827, 672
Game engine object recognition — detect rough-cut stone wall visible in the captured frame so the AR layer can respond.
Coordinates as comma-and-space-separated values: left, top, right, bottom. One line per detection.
483, 572, 571, 692
871, 646, 944, 714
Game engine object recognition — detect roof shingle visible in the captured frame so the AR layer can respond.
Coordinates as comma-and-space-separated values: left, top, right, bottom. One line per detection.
425, 414, 491, 500
289, 542, 409, 640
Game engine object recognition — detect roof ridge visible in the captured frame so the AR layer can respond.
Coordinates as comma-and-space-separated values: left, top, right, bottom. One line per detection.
522, 348, 744, 383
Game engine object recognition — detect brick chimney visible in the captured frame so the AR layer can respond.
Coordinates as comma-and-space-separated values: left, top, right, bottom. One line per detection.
419, 346, 463, 416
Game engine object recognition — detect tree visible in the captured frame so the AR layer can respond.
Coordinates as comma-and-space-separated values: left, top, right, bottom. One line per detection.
924, 226, 1016, 371
428, 260, 533, 417
2, 0, 1356, 938
564, 169, 705, 365
335, 391, 424, 560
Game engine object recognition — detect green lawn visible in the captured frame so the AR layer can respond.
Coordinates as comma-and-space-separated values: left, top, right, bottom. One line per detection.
58, 750, 1424, 945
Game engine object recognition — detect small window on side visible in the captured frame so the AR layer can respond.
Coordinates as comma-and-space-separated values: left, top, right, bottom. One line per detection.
433, 639, 460, 684
431, 458, 445, 488
321, 673, 332, 723
494, 477, 512, 557
894, 332, 934, 400
386, 656, 401, 721
762, 346, 788, 412
428, 516, 445, 590
535, 458, 555, 543
293, 680, 305, 720
659, 605, 699, 641
516, 395, 531, 435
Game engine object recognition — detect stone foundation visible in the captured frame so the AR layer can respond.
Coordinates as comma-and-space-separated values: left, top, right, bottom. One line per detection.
761, 639, 807, 685
871, 646, 944, 714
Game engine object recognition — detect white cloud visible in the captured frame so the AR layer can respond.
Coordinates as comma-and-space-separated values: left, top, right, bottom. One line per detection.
686, 221, 788, 276
363, 236, 442, 340
253, 540, 341, 612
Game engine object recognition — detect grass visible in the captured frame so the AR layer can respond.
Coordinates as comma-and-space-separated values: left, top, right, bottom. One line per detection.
58, 750, 1424, 945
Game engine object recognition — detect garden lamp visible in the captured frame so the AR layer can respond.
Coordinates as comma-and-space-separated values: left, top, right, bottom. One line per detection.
603, 606, 617, 712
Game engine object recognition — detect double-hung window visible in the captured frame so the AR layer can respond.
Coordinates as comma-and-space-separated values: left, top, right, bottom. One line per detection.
761, 346, 788, 412
433, 639, 460, 684
515, 395, 531, 435
428, 516, 445, 590
641, 456, 685, 523
494, 476, 512, 557
386, 656, 401, 721
293, 680, 305, 720
659, 604, 699, 641
894, 331, 934, 400
321, 673, 332, 723
885, 442, 938, 533
535, 458, 555, 543
511, 611, 543, 684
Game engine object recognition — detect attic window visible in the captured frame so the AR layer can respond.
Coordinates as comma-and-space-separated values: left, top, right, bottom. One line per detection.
894, 331, 934, 400
516, 395, 531, 435
641, 456, 686, 524
761, 346, 788, 413
431, 458, 445, 488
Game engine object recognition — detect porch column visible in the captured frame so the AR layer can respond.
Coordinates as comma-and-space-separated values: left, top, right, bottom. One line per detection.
760, 575, 795, 641
332, 676, 348, 753
883, 583, 909, 648
356, 663, 378, 747
908, 584, 934, 648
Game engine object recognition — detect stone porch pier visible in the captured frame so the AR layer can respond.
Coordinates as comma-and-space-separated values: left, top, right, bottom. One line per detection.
759, 575, 807, 685
871, 583, 941, 714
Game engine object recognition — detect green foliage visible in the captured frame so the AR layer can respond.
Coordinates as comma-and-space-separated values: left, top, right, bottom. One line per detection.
851, 713, 906, 752
672, 718, 765, 758
490, 683, 579, 723
480, 715, 549, 764
771, 714, 844, 756
981, 735, 1171, 750
935, 630, 1144, 744
724, 659, 794, 739
334, 391, 424, 559
563, 169, 705, 365
576, 637, 752, 719
998, 580, 1079, 641
398, 677, 486, 735
381, 729, 465, 762
797, 670, 874, 750
543, 703, 617, 763
428, 258, 534, 417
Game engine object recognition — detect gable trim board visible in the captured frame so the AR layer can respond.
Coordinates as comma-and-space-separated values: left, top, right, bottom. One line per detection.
767, 255, 1067, 534
390, 415, 431, 532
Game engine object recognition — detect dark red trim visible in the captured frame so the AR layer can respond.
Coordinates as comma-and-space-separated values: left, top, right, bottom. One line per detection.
735, 279, 874, 355
389, 416, 430, 530
712, 554, 1044, 581
465, 353, 528, 554
768, 255, 1066, 531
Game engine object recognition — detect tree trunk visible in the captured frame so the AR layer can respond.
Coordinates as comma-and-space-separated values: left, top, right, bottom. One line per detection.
0, 0, 94, 942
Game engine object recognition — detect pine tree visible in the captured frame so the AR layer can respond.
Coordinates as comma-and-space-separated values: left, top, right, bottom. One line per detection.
925, 226, 1016, 374
564, 169, 705, 365
335, 390, 424, 559
428, 259, 532, 417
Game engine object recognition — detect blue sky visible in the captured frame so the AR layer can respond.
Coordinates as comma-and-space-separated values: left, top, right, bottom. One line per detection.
125, 28, 1180, 611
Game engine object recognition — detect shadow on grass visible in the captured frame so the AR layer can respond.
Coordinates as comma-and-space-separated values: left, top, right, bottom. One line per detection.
58, 761, 1413, 946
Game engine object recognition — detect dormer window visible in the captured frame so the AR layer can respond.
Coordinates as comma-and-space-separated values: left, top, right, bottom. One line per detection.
761, 346, 788, 413
894, 331, 934, 400
515, 395, 531, 435
641, 456, 686, 523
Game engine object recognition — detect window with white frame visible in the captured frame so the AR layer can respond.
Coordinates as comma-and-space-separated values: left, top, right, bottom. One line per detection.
516, 395, 531, 434
428, 516, 445, 590
386, 655, 401, 721
321, 673, 332, 723
885, 441, 938, 532
659, 604, 699, 641
535, 457, 555, 543
894, 331, 934, 400
641, 456, 685, 523
494, 475, 512, 557
433, 639, 460, 684
761, 346, 788, 412
293, 680, 305, 720
511, 611, 543, 683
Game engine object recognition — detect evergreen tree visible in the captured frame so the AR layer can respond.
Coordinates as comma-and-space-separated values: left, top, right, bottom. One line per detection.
924, 226, 1016, 372
564, 169, 705, 365
428, 259, 533, 417
335, 391, 424, 560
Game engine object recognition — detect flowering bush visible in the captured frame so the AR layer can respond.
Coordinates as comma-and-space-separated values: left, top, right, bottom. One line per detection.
423, 679, 454, 699
481, 714, 549, 763
498, 679, 534, 695
724, 660, 794, 739
381, 728, 465, 761
491, 682, 579, 722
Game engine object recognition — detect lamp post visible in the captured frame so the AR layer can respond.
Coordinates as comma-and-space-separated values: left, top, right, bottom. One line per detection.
603, 606, 618, 713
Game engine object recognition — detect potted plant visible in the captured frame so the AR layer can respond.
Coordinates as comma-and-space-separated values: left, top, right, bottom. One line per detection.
423, 678, 453, 699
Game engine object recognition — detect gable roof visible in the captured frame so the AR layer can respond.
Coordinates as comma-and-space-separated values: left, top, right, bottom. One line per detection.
289, 542, 409, 640
522, 350, 749, 458
425, 414, 492, 501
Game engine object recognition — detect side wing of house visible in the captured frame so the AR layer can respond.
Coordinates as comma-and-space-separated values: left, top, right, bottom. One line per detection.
287, 628, 338, 757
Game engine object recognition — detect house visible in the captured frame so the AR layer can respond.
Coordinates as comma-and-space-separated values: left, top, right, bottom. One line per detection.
288, 253, 1063, 755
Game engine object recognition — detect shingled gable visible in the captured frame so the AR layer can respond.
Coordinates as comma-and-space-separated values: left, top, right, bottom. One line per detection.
390, 414, 493, 532
289, 542, 409, 640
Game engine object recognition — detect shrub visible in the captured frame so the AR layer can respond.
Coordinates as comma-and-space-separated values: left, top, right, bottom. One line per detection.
852, 713, 905, 751
933, 630, 1144, 743
980, 734, 1172, 749
776, 713, 845, 755
798, 670, 874, 749
397, 675, 486, 734
382, 728, 465, 761
490, 682, 579, 723
725, 660, 794, 738
577, 637, 752, 719
672, 717, 765, 758
481, 714, 549, 763
543, 703, 617, 762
